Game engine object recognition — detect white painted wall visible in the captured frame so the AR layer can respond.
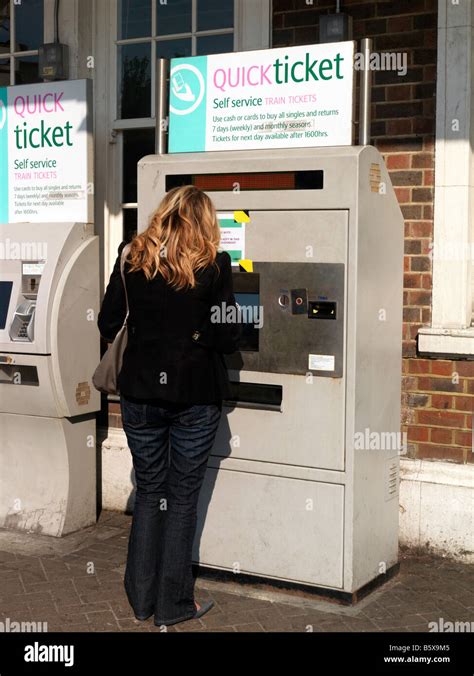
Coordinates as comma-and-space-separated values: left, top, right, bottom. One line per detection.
400, 458, 473, 563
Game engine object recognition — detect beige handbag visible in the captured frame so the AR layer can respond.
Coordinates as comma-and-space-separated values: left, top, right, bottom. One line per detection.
92, 243, 131, 395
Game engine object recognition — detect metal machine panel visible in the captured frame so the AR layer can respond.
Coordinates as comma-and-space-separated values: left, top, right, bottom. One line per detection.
194, 469, 344, 589
239, 209, 347, 265
215, 208, 347, 470
0, 354, 58, 417
228, 261, 344, 377
50, 237, 100, 417
215, 369, 345, 471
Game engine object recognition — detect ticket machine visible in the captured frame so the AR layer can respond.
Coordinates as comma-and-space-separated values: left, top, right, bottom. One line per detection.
138, 145, 404, 600
0, 222, 100, 536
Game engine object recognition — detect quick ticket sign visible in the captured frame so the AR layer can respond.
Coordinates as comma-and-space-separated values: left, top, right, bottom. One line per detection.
169, 41, 355, 153
0, 79, 92, 223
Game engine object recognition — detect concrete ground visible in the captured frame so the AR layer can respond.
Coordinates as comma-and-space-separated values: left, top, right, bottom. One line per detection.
0, 510, 472, 633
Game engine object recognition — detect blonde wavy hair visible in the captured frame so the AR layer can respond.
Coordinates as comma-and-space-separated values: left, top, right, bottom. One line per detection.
127, 186, 221, 290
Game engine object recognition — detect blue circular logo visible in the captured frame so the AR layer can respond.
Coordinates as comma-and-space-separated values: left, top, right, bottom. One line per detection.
169, 64, 205, 116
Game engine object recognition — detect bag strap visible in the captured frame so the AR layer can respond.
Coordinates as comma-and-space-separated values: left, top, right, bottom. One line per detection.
120, 243, 131, 321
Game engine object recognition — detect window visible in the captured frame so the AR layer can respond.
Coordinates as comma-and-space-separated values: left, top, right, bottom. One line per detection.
0, 0, 44, 86
115, 0, 235, 242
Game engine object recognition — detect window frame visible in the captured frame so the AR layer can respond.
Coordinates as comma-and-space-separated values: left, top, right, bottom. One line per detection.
114, 0, 237, 127
0, 0, 44, 85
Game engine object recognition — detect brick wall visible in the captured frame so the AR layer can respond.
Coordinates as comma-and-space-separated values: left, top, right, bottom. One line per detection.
272, 0, 473, 464
403, 360, 473, 463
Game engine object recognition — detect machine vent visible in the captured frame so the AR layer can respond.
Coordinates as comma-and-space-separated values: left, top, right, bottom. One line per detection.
385, 457, 400, 501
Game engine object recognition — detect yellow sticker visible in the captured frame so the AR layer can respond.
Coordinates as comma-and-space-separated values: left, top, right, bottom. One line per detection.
234, 210, 250, 223
239, 259, 253, 272
369, 163, 381, 193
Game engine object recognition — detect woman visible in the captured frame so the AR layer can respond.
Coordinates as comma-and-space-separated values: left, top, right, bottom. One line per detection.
97, 186, 241, 627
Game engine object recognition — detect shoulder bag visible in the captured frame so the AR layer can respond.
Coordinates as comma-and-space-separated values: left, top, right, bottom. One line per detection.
92, 243, 131, 395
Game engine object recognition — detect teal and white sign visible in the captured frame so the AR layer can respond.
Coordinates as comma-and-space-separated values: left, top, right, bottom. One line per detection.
169, 41, 355, 153
217, 212, 246, 266
0, 87, 8, 223
0, 79, 92, 223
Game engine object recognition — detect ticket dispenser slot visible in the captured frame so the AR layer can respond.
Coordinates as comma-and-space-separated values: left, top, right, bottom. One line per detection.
0, 363, 39, 386
226, 381, 282, 411
308, 300, 337, 319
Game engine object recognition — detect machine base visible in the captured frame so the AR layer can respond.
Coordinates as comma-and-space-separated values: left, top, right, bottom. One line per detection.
193, 562, 400, 606
0, 412, 97, 537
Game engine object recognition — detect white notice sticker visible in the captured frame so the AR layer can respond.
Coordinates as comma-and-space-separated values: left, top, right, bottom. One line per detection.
22, 262, 45, 275
308, 354, 335, 371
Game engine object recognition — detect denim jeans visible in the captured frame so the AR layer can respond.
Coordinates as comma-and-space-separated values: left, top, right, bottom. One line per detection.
120, 393, 222, 625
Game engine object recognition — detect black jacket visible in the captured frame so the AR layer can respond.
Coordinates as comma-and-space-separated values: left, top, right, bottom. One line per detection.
97, 241, 241, 404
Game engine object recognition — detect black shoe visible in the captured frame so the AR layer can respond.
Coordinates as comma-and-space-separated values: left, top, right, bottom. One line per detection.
134, 611, 153, 621
154, 600, 214, 627
193, 600, 214, 620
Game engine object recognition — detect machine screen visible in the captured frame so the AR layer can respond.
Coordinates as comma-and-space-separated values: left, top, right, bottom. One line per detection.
166, 170, 324, 192
0, 281, 13, 330
235, 292, 260, 352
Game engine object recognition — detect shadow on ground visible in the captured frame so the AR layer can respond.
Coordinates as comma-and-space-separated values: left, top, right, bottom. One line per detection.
0, 511, 472, 632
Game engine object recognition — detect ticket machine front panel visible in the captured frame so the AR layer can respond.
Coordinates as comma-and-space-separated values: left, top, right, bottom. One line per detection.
216, 208, 348, 473
0, 222, 100, 536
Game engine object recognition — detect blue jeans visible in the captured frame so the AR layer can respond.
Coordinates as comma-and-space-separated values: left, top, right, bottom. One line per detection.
120, 393, 222, 625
